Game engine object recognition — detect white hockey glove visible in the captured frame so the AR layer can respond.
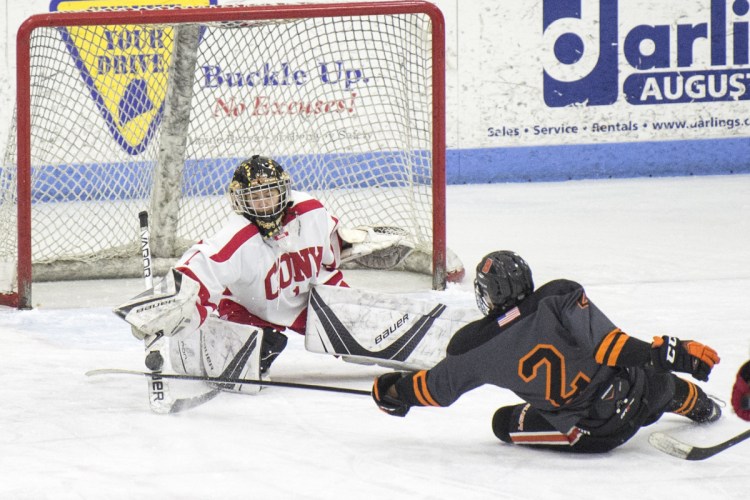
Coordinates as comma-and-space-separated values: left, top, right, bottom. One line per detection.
338, 225, 413, 267
337, 225, 465, 280
114, 268, 202, 340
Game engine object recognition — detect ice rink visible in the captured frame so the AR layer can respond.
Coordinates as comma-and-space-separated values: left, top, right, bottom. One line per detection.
1, 174, 749, 499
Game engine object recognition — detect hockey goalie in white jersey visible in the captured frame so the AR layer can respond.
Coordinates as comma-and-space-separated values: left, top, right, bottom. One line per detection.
115, 155, 470, 395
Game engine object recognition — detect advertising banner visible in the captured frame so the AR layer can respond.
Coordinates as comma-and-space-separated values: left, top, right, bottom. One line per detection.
451, 0, 750, 180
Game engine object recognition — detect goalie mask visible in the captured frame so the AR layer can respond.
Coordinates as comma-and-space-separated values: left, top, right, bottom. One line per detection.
474, 251, 534, 316
229, 155, 292, 238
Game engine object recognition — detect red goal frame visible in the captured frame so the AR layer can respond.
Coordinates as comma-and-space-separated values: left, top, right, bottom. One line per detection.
4, 1, 446, 309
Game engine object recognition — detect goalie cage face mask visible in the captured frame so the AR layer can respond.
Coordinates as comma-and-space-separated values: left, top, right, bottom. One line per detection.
229, 155, 292, 239
474, 250, 534, 316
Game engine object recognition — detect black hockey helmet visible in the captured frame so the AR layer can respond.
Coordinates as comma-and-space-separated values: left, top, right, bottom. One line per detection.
473, 251, 534, 316
229, 155, 292, 238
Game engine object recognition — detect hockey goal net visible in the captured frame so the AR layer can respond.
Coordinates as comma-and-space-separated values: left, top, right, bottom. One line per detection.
0, 1, 453, 308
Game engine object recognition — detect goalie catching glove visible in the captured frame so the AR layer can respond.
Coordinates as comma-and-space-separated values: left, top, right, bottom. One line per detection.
114, 268, 203, 340
338, 225, 413, 268
337, 224, 465, 280
650, 335, 720, 382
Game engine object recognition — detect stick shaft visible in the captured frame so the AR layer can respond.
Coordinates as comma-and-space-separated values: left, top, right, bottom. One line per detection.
87, 368, 372, 396
139, 211, 154, 289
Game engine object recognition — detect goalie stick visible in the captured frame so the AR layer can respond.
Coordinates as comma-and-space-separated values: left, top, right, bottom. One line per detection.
648, 429, 750, 460
86, 368, 371, 396
137, 211, 219, 414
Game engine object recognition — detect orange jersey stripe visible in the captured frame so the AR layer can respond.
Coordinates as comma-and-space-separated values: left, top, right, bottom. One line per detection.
412, 370, 440, 407
595, 329, 621, 364
606, 333, 630, 366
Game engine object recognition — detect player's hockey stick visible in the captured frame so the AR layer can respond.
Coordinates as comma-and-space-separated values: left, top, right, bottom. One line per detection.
86, 368, 371, 396
648, 429, 750, 460
137, 211, 219, 414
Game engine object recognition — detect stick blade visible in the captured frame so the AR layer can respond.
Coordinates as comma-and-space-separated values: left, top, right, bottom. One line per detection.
649, 429, 750, 461
85, 367, 221, 414
168, 388, 221, 413
648, 432, 693, 460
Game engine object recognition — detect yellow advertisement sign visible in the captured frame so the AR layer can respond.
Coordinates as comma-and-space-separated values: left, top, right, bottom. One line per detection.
50, 0, 216, 155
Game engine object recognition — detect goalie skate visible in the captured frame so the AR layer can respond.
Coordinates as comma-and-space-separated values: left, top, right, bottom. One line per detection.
305, 285, 481, 370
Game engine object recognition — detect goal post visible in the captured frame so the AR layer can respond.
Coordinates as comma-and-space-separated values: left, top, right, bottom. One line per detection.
0, 1, 450, 309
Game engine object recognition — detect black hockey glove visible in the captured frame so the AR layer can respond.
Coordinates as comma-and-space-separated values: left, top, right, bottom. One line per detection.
650, 335, 720, 382
372, 372, 411, 417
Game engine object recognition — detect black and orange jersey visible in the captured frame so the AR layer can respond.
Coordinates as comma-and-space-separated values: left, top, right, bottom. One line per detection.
401, 279, 654, 435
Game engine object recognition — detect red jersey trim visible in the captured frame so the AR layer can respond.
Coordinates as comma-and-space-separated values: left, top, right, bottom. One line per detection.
285, 199, 325, 222
323, 270, 347, 287
210, 223, 259, 263
510, 426, 582, 446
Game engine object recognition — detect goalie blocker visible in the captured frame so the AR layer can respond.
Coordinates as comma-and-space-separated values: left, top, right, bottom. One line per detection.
305, 285, 481, 370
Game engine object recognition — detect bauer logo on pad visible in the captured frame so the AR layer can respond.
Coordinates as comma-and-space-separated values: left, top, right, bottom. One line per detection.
304, 286, 481, 370
308, 287, 446, 363
50, 0, 216, 155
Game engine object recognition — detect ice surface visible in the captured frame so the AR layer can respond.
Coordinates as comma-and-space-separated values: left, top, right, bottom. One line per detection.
1, 175, 749, 499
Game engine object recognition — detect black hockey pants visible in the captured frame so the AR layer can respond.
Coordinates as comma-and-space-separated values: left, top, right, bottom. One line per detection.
492, 366, 675, 453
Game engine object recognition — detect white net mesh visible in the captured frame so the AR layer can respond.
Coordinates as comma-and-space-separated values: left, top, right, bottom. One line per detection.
0, 4, 439, 298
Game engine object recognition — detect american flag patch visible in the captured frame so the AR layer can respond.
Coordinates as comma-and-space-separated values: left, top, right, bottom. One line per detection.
497, 306, 521, 327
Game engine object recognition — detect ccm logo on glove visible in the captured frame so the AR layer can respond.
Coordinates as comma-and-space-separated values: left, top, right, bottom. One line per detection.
651, 335, 720, 382
665, 336, 677, 363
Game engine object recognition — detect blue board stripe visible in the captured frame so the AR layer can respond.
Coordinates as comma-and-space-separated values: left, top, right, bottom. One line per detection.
8, 137, 750, 203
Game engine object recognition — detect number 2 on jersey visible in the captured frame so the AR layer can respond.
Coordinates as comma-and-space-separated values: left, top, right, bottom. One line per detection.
519, 344, 591, 407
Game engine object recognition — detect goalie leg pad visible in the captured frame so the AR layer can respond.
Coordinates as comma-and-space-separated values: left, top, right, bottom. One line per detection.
170, 317, 265, 394
305, 285, 481, 370
169, 328, 204, 376
201, 317, 264, 394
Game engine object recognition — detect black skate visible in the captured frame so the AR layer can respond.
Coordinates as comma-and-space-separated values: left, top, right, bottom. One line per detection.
684, 394, 722, 423
670, 380, 722, 424
260, 328, 288, 374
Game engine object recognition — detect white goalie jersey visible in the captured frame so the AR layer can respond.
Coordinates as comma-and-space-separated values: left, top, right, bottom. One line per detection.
175, 191, 346, 333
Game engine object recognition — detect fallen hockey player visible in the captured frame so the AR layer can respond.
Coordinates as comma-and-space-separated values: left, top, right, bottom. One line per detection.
372, 250, 723, 453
